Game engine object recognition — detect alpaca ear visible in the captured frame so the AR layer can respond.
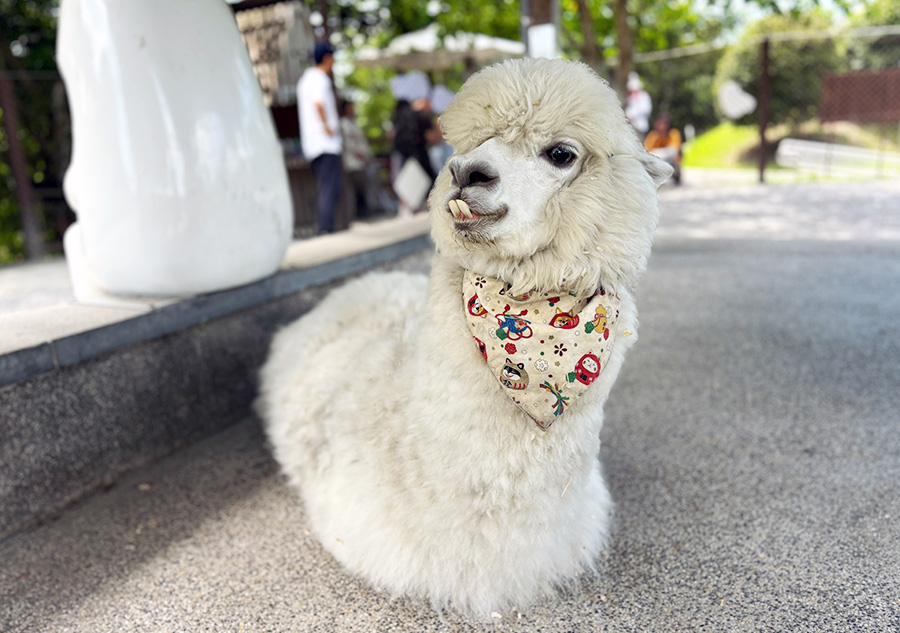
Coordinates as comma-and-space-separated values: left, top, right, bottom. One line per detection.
639, 150, 674, 188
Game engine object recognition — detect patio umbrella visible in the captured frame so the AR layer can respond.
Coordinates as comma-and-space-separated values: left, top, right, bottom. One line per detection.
355, 23, 524, 72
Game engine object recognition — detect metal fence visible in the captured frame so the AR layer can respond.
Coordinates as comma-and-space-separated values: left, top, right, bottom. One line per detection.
634, 25, 900, 183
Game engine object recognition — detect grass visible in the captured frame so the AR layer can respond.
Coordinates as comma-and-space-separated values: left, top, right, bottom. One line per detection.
682, 120, 900, 171
682, 123, 759, 169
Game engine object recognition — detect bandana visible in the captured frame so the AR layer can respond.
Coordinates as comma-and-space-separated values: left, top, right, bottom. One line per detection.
463, 270, 620, 430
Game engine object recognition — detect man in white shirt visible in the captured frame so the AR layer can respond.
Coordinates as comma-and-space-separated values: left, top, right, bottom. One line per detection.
624, 72, 652, 135
298, 42, 342, 234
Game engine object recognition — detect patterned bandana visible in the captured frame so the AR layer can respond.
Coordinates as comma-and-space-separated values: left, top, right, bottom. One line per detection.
463, 270, 620, 430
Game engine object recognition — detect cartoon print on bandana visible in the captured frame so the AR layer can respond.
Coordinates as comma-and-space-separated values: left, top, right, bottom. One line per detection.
474, 336, 488, 361
499, 284, 531, 302
569, 352, 601, 385
463, 270, 620, 430
540, 381, 569, 419
500, 358, 530, 390
495, 305, 533, 341
584, 304, 609, 339
549, 308, 580, 329
467, 294, 488, 318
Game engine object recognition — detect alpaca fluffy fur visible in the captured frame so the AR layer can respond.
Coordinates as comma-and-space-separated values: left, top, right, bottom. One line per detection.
257, 58, 670, 615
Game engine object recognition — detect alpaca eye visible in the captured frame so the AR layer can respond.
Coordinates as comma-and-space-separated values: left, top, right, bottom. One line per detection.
545, 145, 576, 167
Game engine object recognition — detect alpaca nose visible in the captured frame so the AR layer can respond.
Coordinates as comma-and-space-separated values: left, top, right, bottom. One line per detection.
448, 158, 499, 189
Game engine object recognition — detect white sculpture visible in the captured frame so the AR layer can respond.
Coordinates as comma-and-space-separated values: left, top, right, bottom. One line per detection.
57, 0, 292, 300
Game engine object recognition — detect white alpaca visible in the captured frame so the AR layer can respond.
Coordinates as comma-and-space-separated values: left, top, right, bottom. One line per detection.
257, 58, 671, 615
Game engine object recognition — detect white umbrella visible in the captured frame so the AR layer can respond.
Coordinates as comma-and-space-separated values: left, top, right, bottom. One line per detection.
356, 23, 524, 72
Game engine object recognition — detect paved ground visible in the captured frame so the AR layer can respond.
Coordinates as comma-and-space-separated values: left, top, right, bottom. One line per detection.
2, 180, 899, 632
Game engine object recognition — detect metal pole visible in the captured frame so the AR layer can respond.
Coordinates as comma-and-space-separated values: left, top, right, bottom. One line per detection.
523, 0, 556, 58
757, 38, 771, 184
317, 0, 329, 38
531, 0, 552, 24
520, 0, 531, 55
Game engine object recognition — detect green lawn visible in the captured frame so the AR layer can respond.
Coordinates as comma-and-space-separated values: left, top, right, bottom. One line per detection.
682, 123, 759, 169
681, 120, 900, 171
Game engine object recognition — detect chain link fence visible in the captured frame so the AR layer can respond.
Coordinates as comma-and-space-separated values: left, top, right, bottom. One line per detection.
634, 25, 900, 184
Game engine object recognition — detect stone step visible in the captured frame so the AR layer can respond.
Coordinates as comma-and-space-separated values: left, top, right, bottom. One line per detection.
0, 215, 431, 540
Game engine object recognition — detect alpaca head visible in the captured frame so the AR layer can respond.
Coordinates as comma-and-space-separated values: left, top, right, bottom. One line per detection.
429, 58, 672, 296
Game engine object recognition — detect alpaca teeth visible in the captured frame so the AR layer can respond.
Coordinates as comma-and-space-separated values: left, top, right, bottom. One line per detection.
449, 198, 474, 220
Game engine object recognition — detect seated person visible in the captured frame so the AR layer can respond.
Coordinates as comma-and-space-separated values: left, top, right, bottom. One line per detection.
644, 113, 682, 185
340, 99, 395, 217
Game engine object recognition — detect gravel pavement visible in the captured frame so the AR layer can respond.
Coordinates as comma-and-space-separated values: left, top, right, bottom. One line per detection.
2, 180, 899, 632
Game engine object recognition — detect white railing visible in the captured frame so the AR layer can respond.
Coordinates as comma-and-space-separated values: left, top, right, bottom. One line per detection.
775, 138, 900, 178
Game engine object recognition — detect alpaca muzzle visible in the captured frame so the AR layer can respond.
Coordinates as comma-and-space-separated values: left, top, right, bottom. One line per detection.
448, 157, 499, 190
447, 197, 508, 235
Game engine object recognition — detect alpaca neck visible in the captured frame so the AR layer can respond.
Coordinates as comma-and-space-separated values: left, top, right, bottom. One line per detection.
422, 255, 608, 449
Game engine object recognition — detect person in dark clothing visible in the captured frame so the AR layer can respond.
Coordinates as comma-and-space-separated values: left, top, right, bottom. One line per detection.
392, 99, 437, 183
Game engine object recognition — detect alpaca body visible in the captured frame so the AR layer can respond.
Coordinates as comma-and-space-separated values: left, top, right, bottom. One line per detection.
259, 58, 670, 614
259, 259, 639, 613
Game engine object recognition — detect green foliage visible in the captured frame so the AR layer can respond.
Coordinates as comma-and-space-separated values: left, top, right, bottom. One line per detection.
558, 0, 615, 65
558, 0, 733, 73
436, 0, 521, 41
558, 0, 732, 135
636, 51, 722, 135
331, 0, 520, 154
1, 0, 62, 263
631, 0, 732, 53
1, 0, 58, 69
714, 11, 844, 128
856, 0, 900, 24
847, 0, 900, 70
343, 65, 400, 155
328, 0, 519, 49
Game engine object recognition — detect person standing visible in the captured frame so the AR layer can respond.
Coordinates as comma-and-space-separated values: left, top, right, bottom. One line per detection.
340, 99, 392, 217
392, 98, 437, 184
391, 98, 437, 216
624, 72, 652, 135
298, 41, 342, 234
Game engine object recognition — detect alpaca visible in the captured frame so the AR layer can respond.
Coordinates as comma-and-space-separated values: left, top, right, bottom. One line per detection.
257, 58, 671, 615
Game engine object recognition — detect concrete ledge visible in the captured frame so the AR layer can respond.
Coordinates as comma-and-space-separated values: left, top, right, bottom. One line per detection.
0, 223, 432, 540
0, 216, 432, 389
1, 234, 429, 389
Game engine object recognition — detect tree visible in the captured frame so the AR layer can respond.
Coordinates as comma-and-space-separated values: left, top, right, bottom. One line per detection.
561, 0, 732, 101
331, 0, 521, 153
714, 10, 844, 128
848, 0, 900, 71
325, 0, 520, 51
0, 0, 62, 263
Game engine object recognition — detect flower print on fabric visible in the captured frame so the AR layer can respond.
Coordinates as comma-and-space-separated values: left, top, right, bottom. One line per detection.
463, 270, 620, 430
